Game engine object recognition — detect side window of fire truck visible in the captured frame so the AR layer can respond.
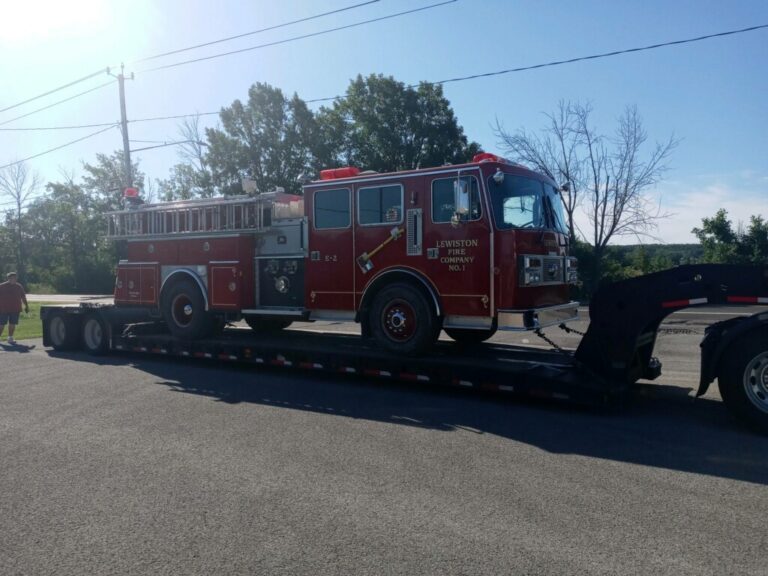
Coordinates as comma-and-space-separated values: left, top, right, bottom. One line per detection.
543, 183, 569, 235
431, 176, 481, 223
357, 184, 404, 226
314, 188, 351, 229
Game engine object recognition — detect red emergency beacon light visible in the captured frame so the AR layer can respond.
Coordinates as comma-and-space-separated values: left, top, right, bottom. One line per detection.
123, 187, 143, 207
472, 152, 509, 164
320, 167, 360, 180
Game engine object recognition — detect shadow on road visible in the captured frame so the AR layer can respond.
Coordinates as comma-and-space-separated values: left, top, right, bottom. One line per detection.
49, 350, 768, 486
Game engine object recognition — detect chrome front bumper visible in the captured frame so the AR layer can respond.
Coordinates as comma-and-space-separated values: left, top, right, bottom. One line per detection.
497, 301, 579, 331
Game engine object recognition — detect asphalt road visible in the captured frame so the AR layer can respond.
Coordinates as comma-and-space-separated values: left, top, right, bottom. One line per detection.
1, 311, 767, 575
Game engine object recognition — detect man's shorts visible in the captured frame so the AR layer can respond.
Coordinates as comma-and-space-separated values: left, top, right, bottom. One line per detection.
0, 312, 20, 326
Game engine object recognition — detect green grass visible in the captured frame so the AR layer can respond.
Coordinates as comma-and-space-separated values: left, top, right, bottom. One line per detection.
2, 302, 53, 341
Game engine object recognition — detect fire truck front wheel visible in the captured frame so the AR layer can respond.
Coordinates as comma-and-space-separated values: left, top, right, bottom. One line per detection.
445, 327, 497, 345
369, 283, 437, 356
162, 279, 212, 340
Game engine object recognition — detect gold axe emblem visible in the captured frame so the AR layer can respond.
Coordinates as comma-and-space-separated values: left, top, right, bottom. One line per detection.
357, 227, 403, 273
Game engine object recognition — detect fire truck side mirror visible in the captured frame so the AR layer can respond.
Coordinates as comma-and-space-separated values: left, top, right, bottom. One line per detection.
453, 179, 470, 224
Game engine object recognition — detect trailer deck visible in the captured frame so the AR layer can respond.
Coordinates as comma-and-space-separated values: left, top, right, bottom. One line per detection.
104, 324, 622, 407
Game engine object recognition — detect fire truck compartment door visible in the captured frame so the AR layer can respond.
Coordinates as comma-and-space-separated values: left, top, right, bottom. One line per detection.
115, 264, 158, 306
209, 264, 240, 309
306, 187, 355, 310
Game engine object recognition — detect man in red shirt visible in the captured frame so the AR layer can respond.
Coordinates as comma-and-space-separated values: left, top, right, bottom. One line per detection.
0, 272, 29, 345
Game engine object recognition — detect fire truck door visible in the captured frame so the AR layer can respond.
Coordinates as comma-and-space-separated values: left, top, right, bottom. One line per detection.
306, 187, 355, 311
424, 174, 492, 319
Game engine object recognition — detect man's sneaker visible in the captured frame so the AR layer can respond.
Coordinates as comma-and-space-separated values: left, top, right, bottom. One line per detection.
7, 337, 16, 345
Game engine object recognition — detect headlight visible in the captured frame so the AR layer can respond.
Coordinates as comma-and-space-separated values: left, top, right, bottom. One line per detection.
566, 257, 578, 284
520, 256, 543, 286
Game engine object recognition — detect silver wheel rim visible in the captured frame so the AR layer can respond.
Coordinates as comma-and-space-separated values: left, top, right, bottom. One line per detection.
171, 294, 195, 327
743, 350, 768, 414
83, 319, 102, 350
50, 317, 66, 346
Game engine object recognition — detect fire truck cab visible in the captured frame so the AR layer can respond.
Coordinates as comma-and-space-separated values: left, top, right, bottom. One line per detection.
107, 153, 578, 355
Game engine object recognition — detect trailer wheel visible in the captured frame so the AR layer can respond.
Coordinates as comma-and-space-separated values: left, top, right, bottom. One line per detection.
47, 312, 80, 351
81, 314, 109, 355
718, 334, 768, 435
244, 317, 293, 333
445, 327, 497, 345
369, 283, 437, 355
162, 279, 212, 340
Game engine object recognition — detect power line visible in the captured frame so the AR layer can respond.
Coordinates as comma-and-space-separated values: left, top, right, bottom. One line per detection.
0, 121, 117, 132
0, 2, 381, 137
139, 0, 457, 73
0, 68, 108, 114
3, 21, 765, 134
130, 140, 203, 153
0, 81, 116, 127
129, 111, 220, 124
134, 0, 381, 64
431, 22, 768, 88
0, 124, 118, 171
306, 22, 768, 102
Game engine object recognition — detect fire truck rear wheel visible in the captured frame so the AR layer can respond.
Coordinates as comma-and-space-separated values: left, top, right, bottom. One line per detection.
445, 327, 497, 345
369, 283, 437, 356
81, 314, 109, 355
718, 333, 768, 435
244, 317, 293, 333
162, 279, 212, 340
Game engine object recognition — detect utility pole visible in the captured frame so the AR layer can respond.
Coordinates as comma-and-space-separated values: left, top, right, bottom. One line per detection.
110, 64, 133, 190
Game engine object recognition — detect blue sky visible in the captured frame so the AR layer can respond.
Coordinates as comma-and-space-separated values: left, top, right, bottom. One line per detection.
1, 0, 766, 243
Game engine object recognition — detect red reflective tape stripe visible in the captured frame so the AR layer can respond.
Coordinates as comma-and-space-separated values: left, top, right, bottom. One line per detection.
727, 296, 758, 303
661, 299, 689, 308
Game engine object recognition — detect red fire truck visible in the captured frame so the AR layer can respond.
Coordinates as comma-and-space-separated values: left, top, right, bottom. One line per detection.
106, 153, 578, 355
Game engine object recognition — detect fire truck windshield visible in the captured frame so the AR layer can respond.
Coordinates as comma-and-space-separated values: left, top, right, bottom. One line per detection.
488, 174, 548, 230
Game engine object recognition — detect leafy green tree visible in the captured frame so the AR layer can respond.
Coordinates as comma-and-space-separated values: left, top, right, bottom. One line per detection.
157, 163, 210, 201
157, 116, 214, 200
692, 208, 768, 264
24, 181, 115, 292
81, 151, 145, 212
693, 209, 768, 264
206, 83, 320, 195
320, 74, 481, 172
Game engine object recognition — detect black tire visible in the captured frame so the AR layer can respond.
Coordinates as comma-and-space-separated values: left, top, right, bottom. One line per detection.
244, 317, 293, 333
718, 333, 768, 435
445, 327, 497, 345
161, 279, 212, 340
81, 314, 109, 355
369, 283, 437, 356
47, 312, 80, 351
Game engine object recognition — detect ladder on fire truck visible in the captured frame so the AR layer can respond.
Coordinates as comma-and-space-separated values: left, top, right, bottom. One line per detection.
105, 194, 277, 240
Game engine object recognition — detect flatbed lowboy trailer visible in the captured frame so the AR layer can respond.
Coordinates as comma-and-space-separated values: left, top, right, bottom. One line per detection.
41, 264, 768, 434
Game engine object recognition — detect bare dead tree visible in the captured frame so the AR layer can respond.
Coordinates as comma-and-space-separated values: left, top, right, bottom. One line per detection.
0, 161, 40, 280
176, 115, 214, 197
177, 116, 207, 171
578, 104, 677, 265
497, 101, 678, 280
496, 100, 583, 239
